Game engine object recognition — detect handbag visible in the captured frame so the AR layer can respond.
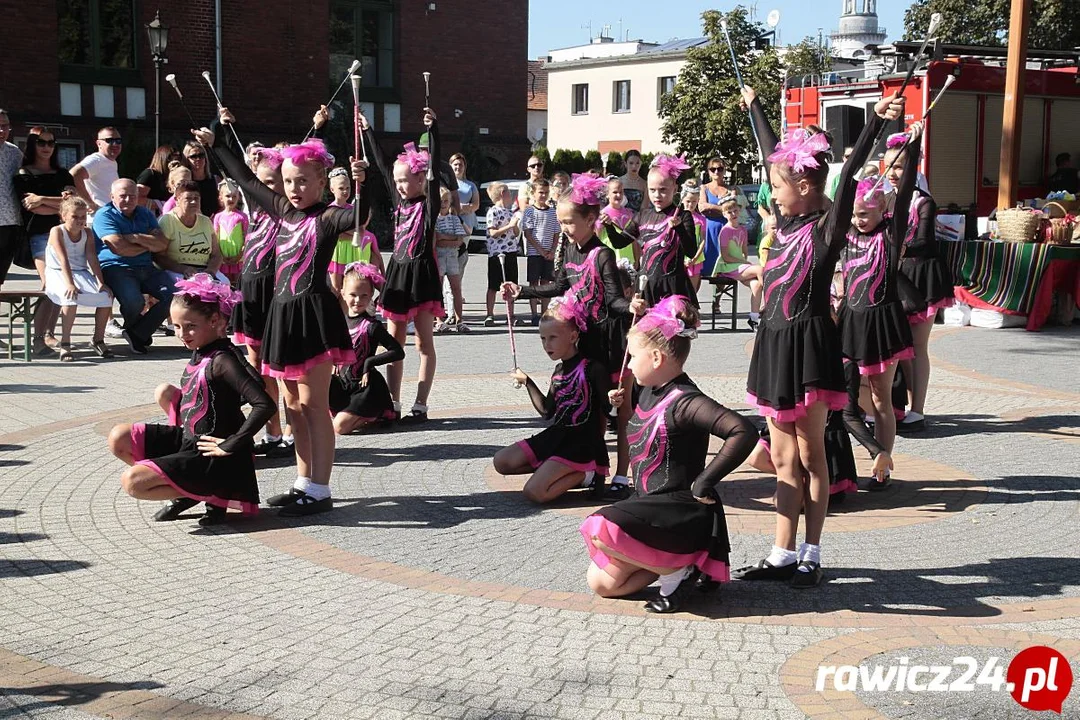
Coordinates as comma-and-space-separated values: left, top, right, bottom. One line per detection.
10, 221, 34, 270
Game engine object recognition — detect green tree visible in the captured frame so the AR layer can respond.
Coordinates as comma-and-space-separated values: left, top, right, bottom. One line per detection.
783, 37, 833, 83
532, 145, 552, 169
659, 7, 783, 183
903, 0, 1080, 50
605, 152, 624, 176
583, 150, 604, 173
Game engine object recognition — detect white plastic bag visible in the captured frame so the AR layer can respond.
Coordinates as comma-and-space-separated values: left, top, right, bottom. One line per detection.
943, 302, 971, 327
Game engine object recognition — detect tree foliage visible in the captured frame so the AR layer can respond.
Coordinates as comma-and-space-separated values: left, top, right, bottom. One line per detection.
783, 37, 834, 84
903, 0, 1080, 50
659, 8, 784, 184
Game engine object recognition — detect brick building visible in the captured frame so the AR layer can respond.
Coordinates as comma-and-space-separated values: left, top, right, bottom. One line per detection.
0, 0, 529, 181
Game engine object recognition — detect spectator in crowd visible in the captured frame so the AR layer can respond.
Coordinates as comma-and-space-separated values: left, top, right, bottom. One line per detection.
92, 178, 172, 354
1048, 152, 1079, 195
182, 140, 220, 217
434, 186, 469, 333
15, 127, 75, 355
0, 109, 23, 287
136, 144, 182, 215
619, 150, 648, 212
156, 179, 226, 283
699, 156, 733, 278
160, 164, 194, 214
550, 171, 571, 206
450, 154, 479, 235
71, 127, 122, 213
518, 155, 547, 211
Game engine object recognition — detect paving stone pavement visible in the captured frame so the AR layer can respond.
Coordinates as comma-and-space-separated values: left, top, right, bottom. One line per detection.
1, 263, 1078, 719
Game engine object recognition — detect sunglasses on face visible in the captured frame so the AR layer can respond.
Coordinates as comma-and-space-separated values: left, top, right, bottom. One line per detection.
35, 139, 56, 147
708, 167, 723, 173
99, 137, 123, 145
187, 153, 206, 160
528, 163, 543, 169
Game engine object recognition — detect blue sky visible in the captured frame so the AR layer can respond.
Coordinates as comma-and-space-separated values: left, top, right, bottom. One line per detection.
529, 1, 908, 58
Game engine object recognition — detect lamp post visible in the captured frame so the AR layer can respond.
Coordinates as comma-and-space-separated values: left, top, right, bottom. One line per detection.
146, 11, 170, 149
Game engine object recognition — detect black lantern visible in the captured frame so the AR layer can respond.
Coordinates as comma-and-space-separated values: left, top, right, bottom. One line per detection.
146, 11, 169, 148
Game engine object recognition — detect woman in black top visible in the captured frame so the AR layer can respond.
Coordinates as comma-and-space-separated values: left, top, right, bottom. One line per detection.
136, 144, 181, 215
182, 140, 221, 217
14, 127, 75, 356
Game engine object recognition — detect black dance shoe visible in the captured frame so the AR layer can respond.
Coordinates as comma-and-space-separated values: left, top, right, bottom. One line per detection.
603, 483, 634, 501
696, 573, 722, 594
252, 437, 281, 456
789, 560, 825, 589
263, 440, 295, 459
645, 567, 701, 614
399, 408, 429, 424
587, 473, 606, 500
732, 558, 798, 581
152, 497, 198, 521
278, 494, 333, 517
867, 473, 892, 492
198, 505, 227, 527
266, 487, 306, 507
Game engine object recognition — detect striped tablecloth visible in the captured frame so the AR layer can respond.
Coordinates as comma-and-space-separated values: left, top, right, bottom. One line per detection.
941, 239, 1080, 314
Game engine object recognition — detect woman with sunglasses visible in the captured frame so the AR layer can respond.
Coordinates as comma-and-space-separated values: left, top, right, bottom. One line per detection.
15, 127, 77, 356
182, 141, 221, 218
698, 157, 732, 277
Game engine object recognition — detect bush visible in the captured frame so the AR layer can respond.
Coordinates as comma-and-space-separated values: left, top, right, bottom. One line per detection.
583, 150, 603, 173
605, 152, 624, 176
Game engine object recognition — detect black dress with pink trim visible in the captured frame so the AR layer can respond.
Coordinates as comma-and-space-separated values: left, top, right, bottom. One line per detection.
897, 188, 954, 324
745, 99, 886, 422
364, 125, 445, 323
605, 204, 699, 307
580, 375, 756, 582
516, 354, 611, 475
231, 206, 281, 349
837, 139, 918, 376
328, 313, 405, 421
211, 142, 363, 380
130, 339, 275, 513
517, 235, 633, 383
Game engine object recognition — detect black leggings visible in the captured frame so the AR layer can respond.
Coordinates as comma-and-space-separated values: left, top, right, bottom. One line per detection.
0, 226, 20, 287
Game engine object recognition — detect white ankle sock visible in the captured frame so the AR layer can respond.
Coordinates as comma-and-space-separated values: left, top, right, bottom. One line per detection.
579, 471, 596, 488
295, 478, 330, 500
411, 402, 428, 414
749, 311, 760, 321
263, 433, 281, 443
280, 434, 294, 445
658, 566, 691, 596
611, 475, 630, 487
766, 545, 797, 567
292, 477, 311, 492
798, 542, 821, 567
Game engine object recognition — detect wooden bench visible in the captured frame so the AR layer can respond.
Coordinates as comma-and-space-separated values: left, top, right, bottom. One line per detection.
0, 290, 46, 362
703, 275, 739, 331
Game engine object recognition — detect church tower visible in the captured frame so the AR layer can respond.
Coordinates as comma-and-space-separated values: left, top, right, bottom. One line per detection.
831, 0, 887, 60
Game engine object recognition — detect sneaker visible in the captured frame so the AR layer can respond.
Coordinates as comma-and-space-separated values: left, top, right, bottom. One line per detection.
121, 330, 148, 355
455, 321, 471, 333
484, 316, 495, 327
104, 318, 124, 338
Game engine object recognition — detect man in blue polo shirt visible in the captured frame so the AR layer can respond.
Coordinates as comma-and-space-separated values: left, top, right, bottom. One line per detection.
93, 178, 172, 354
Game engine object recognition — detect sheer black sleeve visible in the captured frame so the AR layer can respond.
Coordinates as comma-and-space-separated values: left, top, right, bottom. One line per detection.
595, 245, 631, 317
749, 98, 780, 175
363, 128, 400, 208
425, 120, 442, 225
603, 218, 639, 249
322, 187, 370, 239
824, 113, 886, 254
361, 322, 406, 376
841, 361, 886, 458
523, 377, 548, 416
207, 139, 292, 220
672, 394, 757, 500
905, 191, 937, 257
587, 359, 612, 420
673, 208, 698, 259
889, 136, 921, 247
517, 263, 571, 299
212, 350, 276, 454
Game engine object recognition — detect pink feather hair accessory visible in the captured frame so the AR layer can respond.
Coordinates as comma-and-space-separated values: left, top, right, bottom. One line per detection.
280, 139, 335, 170
396, 142, 430, 175
174, 273, 243, 316
569, 173, 608, 206
250, 147, 283, 172
650, 153, 691, 180
344, 261, 385, 288
768, 129, 832, 173
548, 294, 589, 332
636, 295, 698, 340
856, 177, 885, 204
886, 132, 910, 149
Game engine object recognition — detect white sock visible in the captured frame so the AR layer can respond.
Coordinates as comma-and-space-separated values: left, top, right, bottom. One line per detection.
766, 545, 797, 567
749, 311, 760, 321
281, 434, 294, 445
579, 471, 596, 489
393, 401, 401, 413
903, 410, 924, 423
302, 482, 331, 501
263, 433, 281, 443
611, 474, 630, 487
798, 542, 821, 567
658, 566, 691, 596
292, 476, 311, 492
411, 402, 428, 414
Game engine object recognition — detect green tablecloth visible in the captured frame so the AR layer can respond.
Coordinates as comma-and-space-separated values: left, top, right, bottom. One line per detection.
941, 239, 1080, 314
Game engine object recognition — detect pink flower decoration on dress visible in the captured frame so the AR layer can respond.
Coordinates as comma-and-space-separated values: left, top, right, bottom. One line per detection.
650, 153, 691, 180
636, 295, 698, 340
280, 139, 335, 169
344, 261, 385, 288
397, 142, 430, 175
569, 173, 608, 206
174, 273, 243, 316
548, 293, 589, 332
768, 130, 832, 173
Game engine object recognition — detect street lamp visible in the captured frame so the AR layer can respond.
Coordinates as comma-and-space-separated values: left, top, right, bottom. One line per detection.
146, 11, 170, 149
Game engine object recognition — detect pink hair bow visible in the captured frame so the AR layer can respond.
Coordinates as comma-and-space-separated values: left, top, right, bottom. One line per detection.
174, 273, 243, 316
650, 153, 691, 180
397, 142, 430, 175
636, 295, 698, 340
569, 173, 607, 206
549, 294, 589, 332
250, 147, 283, 171
344, 261, 385, 288
767, 130, 831, 173
280, 139, 335, 169
886, 132, 909, 149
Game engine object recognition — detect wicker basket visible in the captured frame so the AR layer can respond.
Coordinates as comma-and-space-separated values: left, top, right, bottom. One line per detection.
1041, 202, 1075, 245
997, 206, 1043, 243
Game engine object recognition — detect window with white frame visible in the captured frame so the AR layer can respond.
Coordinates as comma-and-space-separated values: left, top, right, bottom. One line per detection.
572, 84, 589, 115
613, 80, 631, 113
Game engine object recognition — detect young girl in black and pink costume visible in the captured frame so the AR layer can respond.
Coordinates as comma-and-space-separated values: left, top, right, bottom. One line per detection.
504, 174, 636, 497
604, 154, 699, 307
884, 132, 954, 432
493, 297, 612, 503
362, 109, 444, 423
733, 86, 904, 588
581, 297, 756, 613
109, 274, 275, 526
835, 122, 923, 477
330, 262, 405, 435
200, 121, 366, 517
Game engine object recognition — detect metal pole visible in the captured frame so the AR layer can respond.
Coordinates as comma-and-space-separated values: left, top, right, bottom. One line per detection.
154, 60, 160, 150
997, 0, 1032, 209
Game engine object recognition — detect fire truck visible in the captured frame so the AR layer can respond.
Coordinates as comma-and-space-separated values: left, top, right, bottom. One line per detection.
782, 42, 1080, 220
